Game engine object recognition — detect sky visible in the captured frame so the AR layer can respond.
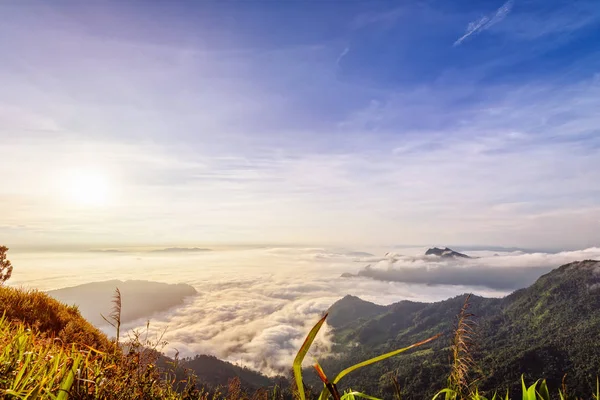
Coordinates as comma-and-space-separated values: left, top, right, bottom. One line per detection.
1, 0, 600, 250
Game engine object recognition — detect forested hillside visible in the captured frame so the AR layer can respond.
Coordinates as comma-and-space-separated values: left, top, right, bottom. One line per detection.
314, 260, 600, 399
2, 259, 600, 399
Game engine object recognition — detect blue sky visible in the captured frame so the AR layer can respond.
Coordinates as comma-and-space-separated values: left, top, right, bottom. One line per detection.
1, 0, 600, 250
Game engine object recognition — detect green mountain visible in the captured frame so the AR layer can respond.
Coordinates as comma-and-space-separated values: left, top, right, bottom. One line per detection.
177, 354, 284, 390
312, 260, 600, 399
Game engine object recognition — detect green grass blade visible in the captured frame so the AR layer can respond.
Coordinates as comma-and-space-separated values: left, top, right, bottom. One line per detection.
3, 389, 28, 399
342, 391, 382, 400
521, 377, 538, 400
537, 379, 550, 400
57, 354, 82, 400
293, 313, 328, 400
333, 333, 441, 385
527, 382, 538, 400
317, 385, 330, 400
12, 351, 33, 390
432, 388, 455, 400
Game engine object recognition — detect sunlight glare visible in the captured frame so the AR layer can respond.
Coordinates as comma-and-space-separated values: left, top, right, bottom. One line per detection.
64, 169, 111, 207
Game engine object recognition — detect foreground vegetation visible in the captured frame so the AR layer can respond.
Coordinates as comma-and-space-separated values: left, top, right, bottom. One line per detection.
316, 260, 600, 398
2, 285, 599, 399
0, 285, 283, 399
1, 247, 599, 399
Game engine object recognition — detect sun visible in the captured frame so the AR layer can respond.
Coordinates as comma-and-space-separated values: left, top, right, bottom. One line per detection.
64, 169, 111, 207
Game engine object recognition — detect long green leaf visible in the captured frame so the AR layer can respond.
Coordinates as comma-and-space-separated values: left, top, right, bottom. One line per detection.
57, 354, 82, 400
341, 391, 382, 400
537, 379, 550, 400
527, 382, 538, 400
333, 333, 441, 385
432, 388, 456, 400
293, 313, 328, 400
521, 375, 539, 400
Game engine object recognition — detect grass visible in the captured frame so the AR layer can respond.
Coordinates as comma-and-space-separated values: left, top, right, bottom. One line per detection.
0, 310, 191, 399
0, 286, 112, 353
1, 285, 599, 399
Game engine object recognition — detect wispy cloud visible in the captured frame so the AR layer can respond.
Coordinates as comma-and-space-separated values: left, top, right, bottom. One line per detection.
1, 1, 600, 249
336, 46, 350, 66
454, 0, 514, 46
3, 74, 600, 249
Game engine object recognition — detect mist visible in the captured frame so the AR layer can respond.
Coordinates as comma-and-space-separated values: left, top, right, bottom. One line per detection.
9, 246, 600, 374
352, 247, 600, 290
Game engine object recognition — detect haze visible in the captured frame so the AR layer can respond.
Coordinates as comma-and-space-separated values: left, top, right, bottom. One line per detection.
2, 1, 600, 250
9, 246, 600, 373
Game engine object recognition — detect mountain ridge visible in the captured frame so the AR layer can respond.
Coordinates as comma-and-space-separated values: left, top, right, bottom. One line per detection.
318, 259, 600, 399
48, 280, 198, 326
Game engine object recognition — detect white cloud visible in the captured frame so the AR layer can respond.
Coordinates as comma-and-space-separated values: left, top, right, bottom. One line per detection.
454, 0, 514, 46
6, 247, 508, 372
1, 3, 599, 250
10, 246, 600, 374
353, 247, 600, 289
336, 46, 350, 66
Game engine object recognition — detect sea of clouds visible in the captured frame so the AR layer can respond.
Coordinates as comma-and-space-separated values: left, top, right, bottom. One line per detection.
9, 246, 600, 374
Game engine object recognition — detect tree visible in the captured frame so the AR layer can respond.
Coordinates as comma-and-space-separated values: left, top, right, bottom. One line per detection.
0, 246, 12, 284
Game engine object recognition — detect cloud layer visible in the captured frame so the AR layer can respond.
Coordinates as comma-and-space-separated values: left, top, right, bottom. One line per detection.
10, 246, 600, 373
352, 247, 600, 290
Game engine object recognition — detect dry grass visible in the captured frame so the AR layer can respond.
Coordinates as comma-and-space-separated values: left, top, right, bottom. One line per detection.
0, 285, 284, 399
0, 285, 113, 352
448, 294, 477, 399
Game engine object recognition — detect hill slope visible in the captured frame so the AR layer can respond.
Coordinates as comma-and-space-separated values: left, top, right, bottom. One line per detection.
0, 286, 113, 351
0, 285, 280, 397
48, 280, 197, 326
317, 260, 600, 399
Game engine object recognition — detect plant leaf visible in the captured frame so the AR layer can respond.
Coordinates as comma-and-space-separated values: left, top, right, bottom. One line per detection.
333, 333, 441, 385
293, 313, 328, 400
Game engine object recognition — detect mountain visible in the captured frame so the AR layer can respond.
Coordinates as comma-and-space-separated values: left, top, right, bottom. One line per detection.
49, 280, 197, 327
315, 260, 600, 399
327, 295, 388, 328
165, 354, 284, 391
1, 284, 283, 397
425, 247, 471, 258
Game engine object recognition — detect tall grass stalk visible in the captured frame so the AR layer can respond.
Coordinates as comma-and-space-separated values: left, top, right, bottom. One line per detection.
448, 294, 477, 399
101, 287, 122, 345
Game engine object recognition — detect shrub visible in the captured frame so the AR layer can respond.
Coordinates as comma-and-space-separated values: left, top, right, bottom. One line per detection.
0, 246, 12, 284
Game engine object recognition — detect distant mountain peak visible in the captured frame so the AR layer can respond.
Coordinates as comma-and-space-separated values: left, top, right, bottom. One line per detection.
425, 247, 471, 258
